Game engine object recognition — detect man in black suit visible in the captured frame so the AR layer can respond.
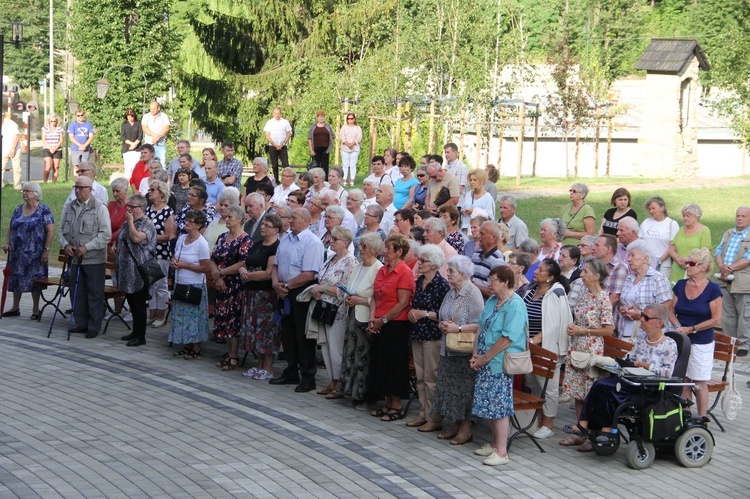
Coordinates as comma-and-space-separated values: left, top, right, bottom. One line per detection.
243, 192, 266, 244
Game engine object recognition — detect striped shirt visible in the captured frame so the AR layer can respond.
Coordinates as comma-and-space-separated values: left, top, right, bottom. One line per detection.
471, 246, 506, 288
42, 126, 64, 149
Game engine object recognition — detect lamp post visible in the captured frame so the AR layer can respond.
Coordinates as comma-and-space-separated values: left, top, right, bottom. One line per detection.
95, 64, 148, 115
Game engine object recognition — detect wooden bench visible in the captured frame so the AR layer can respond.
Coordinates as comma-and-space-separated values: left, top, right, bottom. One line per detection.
101, 255, 130, 337
508, 344, 559, 453
604, 334, 634, 359
705, 331, 739, 432
36, 249, 71, 327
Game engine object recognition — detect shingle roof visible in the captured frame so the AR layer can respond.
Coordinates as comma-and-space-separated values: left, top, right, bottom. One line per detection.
635, 38, 710, 73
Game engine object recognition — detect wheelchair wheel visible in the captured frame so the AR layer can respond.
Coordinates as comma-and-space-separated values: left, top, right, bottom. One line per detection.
674, 427, 713, 468
625, 441, 655, 470
592, 432, 620, 456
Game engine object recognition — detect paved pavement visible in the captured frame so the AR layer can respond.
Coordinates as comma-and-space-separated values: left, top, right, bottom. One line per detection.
1, 281, 750, 498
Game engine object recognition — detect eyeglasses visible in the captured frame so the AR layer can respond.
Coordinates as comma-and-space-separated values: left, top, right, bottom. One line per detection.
685, 260, 699, 267
394, 218, 404, 223
74, 185, 91, 190
187, 193, 198, 197
148, 188, 159, 192
641, 313, 659, 322
287, 199, 299, 204
127, 204, 143, 209
418, 258, 431, 264
416, 174, 426, 178
262, 224, 278, 230
569, 189, 580, 193
76, 169, 92, 173
281, 174, 296, 178
75, 114, 84, 117
347, 117, 355, 120
331, 237, 344, 242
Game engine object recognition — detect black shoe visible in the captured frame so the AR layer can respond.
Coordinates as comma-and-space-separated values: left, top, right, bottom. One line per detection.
2, 309, 20, 317
85, 331, 99, 339
737, 347, 748, 357
65, 308, 73, 314
269, 376, 300, 385
68, 326, 87, 334
126, 338, 146, 347
121, 333, 135, 341
294, 383, 315, 393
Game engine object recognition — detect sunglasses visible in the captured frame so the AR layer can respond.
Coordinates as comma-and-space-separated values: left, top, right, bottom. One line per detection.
641, 313, 659, 322
685, 260, 699, 267
417, 174, 426, 178
569, 189, 580, 194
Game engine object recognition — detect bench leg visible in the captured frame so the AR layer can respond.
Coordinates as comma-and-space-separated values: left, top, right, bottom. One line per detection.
704, 390, 726, 433
508, 409, 545, 453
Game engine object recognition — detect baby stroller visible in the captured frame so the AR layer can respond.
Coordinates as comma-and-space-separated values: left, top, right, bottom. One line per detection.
588, 331, 715, 469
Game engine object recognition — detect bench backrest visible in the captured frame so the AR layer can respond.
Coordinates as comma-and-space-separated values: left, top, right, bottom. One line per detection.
529, 344, 558, 379
713, 331, 738, 364
603, 334, 633, 359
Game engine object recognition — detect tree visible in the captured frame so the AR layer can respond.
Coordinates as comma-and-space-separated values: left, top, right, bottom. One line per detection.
68, 0, 178, 163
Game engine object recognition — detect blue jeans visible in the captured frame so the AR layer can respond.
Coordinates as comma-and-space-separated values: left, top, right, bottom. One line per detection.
153, 145, 167, 167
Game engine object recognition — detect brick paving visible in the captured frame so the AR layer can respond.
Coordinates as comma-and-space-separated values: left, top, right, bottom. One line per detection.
0, 288, 749, 498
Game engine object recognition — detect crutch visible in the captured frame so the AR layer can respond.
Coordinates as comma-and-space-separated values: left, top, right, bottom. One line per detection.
47, 258, 72, 337
66, 257, 82, 341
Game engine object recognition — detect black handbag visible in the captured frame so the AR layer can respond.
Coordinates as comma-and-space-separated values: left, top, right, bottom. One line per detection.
123, 238, 164, 286
172, 282, 202, 305
311, 300, 337, 326
644, 382, 684, 442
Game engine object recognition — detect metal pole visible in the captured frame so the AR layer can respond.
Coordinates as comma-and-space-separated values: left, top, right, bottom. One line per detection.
49, 0, 54, 115
1, 34, 5, 244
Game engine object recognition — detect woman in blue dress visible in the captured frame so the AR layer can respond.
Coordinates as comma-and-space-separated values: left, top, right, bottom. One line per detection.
470, 266, 528, 466
2, 182, 54, 319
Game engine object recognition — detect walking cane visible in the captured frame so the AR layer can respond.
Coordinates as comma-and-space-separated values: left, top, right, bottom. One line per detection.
47, 258, 69, 337
66, 257, 82, 341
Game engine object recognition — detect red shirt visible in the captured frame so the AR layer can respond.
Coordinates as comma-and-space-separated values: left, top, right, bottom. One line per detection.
373, 261, 415, 321
130, 161, 150, 191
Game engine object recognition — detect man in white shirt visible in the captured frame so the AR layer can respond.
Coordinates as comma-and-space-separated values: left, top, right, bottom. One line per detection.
317, 189, 358, 235
363, 155, 394, 187
443, 142, 468, 195
63, 161, 109, 208
203, 160, 225, 205
376, 184, 397, 235
263, 107, 292, 183
361, 178, 378, 210
141, 101, 170, 166
1, 112, 21, 189
498, 195, 529, 250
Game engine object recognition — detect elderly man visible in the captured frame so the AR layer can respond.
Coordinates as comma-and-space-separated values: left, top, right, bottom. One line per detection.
317, 189, 357, 235
58, 176, 112, 338
141, 101, 170, 165
715, 206, 750, 356
375, 184, 397, 235
443, 142, 468, 194
167, 140, 202, 180
275, 205, 292, 233
271, 208, 325, 392
1, 112, 21, 189
264, 107, 292, 182
67, 109, 95, 170
244, 192, 267, 244
269, 167, 300, 206
203, 159, 225, 205
498, 195, 529, 250
63, 161, 109, 208
361, 178, 378, 209
219, 141, 244, 190
425, 161, 460, 215
346, 188, 365, 227
471, 221, 507, 298
423, 218, 458, 279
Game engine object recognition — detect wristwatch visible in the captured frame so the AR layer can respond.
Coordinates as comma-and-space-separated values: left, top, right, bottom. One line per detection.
381, 316, 389, 324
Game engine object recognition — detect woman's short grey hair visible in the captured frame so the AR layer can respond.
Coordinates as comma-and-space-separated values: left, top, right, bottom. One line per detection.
447, 255, 474, 278
643, 303, 670, 324
540, 218, 566, 242
22, 181, 43, 201
331, 226, 353, 246
309, 167, 326, 180
325, 205, 344, 220
329, 166, 344, 179
580, 234, 598, 248
281, 167, 297, 181
571, 182, 589, 198
424, 217, 448, 238
518, 238, 539, 254
363, 178, 379, 190
681, 203, 703, 220
127, 193, 148, 208
583, 257, 609, 285
226, 205, 245, 220
154, 169, 169, 183
253, 157, 269, 170
218, 186, 241, 206
149, 160, 163, 169
358, 232, 384, 254
627, 240, 652, 264
419, 243, 445, 269
645, 196, 668, 216
508, 251, 531, 274
347, 188, 364, 203
366, 204, 384, 222
110, 177, 129, 192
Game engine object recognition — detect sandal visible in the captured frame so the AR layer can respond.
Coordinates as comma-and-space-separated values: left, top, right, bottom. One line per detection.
325, 390, 343, 400
559, 435, 585, 446
317, 383, 335, 395
371, 405, 391, 417
406, 417, 427, 428
184, 351, 202, 360
450, 433, 473, 446
173, 348, 194, 357
216, 354, 230, 367
30, 312, 41, 321
563, 423, 586, 436
438, 428, 460, 440
577, 440, 594, 452
380, 408, 404, 422
221, 358, 238, 371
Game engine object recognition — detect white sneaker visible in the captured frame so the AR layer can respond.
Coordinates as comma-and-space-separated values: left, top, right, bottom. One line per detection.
122, 313, 133, 323
474, 443, 496, 456
151, 318, 166, 327
242, 367, 258, 378
483, 452, 509, 466
532, 426, 555, 439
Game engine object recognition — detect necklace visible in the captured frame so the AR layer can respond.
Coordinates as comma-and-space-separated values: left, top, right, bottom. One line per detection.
645, 334, 665, 345
495, 292, 511, 310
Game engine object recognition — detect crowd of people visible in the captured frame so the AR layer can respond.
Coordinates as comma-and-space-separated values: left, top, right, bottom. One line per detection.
2, 104, 748, 468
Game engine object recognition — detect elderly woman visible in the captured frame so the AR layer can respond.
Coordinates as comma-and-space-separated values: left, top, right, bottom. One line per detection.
269, 167, 300, 206
346, 188, 365, 227
309, 167, 329, 197
578, 234, 597, 261
668, 204, 712, 283
107, 178, 130, 253
310, 226, 357, 397
239, 214, 282, 380
307, 194, 325, 236
518, 260, 573, 439
169, 210, 211, 359
393, 155, 418, 210
307, 110, 335, 174
568, 304, 678, 439
339, 233, 384, 405
41, 114, 65, 182
405, 244, 451, 431
139, 160, 164, 196
439, 204, 466, 254
114, 194, 156, 347
558, 244, 582, 282
354, 204, 386, 259
599, 187, 637, 236
414, 210, 431, 227
538, 218, 566, 261
244, 157, 275, 197
146, 180, 175, 327
361, 178, 378, 208
616, 241, 673, 340
413, 166, 429, 211
327, 166, 349, 205
640, 196, 679, 279
175, 185, 216, 235
431, 256, 484, 444
285, 191, 306, 210
296, 171, 314, 208
508, 252, 531, 292
204, 187, 240, 250
368, 234, 416, 422
562, 182, 596, 245
461, 169, 495, 232
519, 239, 541, 281
670, 248, 722, 418
2, 182, 54, 319
210, 205, 252, 370
320, 205, 345, 259
464, 215, 489, 257
340, 113, 363, 186
170, 168, 193, 214
560, 258, 614, 450
471, 266, 529, 466
423, 217, 458, 278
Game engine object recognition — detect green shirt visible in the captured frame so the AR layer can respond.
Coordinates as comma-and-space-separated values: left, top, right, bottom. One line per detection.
561, 203, 595, 246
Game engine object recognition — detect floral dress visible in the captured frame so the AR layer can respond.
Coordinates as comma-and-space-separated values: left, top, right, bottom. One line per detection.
241, 240, 280, 354
446, 230, 465, 254
318, 253, 358, 323
211, 232, 251, 338
8, 204, 53, 293
563, 289, 613, 400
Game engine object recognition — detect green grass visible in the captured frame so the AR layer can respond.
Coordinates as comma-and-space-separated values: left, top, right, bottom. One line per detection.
495, 175, 673, 190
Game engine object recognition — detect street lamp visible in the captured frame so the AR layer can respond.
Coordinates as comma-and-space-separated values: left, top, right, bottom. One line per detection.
95, 64, 148, 114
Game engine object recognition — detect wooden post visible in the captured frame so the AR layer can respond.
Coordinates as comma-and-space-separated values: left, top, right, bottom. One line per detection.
395, 100, 403, 150
485, 107, 493, 170
497, 110, 505, 175
532, 113, 539, 177
742, 103, 748, 176
594, 113, 601, 178
606, 116, 613, 177
369, 103, 377, 173
475, 105, 483, 169
404, 101, 412, 153
428, 99, 436, 154
459, 109, 466, 161
516, 103, 525, 186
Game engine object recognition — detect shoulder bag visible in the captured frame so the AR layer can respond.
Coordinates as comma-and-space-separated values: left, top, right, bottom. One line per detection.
504, 323, 533, 375
124, 236, 165, 286
445, 292, 475, 353
172, 239, 203, 305
310, 256, 339, 326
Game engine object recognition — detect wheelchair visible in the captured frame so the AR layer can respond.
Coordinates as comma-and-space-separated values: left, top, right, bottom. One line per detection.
586, 331, 715, 470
